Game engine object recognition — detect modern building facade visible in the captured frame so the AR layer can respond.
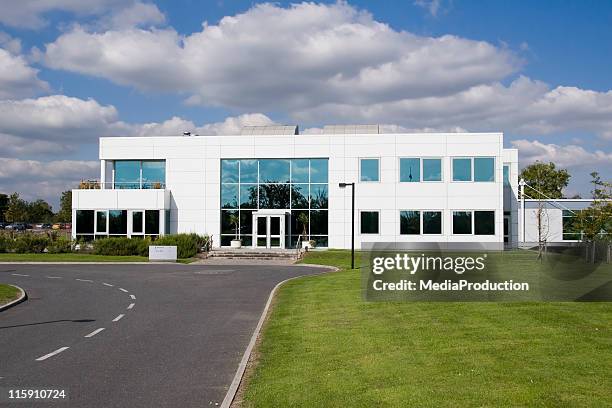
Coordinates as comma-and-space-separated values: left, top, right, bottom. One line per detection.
72, 125, 535, 250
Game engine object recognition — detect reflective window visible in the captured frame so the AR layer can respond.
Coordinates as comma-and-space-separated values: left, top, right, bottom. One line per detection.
453, 211, 472, 234
109, 210, 127, 234
95, 211, 107, 234
360, 158, 379, 182
221, 210, 238, 234
291, 159, 309, 183
453, 158, 472, 181
291, 184, 309, 209
221, 184, 239, 209
239, 184, 258, 209
114, 161, 140, 189
503, 165, 510, 186
76, 210, 94, 234
475, 211, 495, 235
423, 159, 442, 181
423, 211, 442, 234
132, 211, 143, 234
310, 184, 328, 209
400, 158, 420, 182
259, 184, 290, 209
310, 159, 328, 183
239, 160, 258, 183
562, 210, 582, 240
259, 159, 290, 183
145, 210, 159, 235
474, 157, 495, 182
141, 161, 165, 188
361, 211, 379, 234
400, 211, 420, 234
310, 210, 328, 235
221, 160, 239, 183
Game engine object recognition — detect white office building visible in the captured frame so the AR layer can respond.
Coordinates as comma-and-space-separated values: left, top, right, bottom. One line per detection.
71, 125, 586, 250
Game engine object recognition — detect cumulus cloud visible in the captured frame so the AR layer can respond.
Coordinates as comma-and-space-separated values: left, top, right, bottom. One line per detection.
414, 0, 443, 17
512, 139, 612, 168
44, 2, 519, 108
97, 2, 165, 29
0, 48, 49, 98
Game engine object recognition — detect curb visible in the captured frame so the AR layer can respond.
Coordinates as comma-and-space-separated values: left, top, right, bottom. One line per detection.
221, 264, 339, 408
0, 284, 27, 312
0, 262, 176, 265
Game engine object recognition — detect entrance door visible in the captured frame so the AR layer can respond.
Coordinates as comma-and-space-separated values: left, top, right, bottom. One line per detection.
254, 214, 285, 248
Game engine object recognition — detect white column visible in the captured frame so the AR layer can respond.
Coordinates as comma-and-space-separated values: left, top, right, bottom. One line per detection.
100, 159, 106, 189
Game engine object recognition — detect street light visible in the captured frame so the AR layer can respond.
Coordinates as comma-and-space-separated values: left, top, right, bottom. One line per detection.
339, 182, 355, 269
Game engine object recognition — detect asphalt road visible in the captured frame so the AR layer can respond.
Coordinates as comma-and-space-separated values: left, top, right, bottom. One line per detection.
0, 263, 327, 407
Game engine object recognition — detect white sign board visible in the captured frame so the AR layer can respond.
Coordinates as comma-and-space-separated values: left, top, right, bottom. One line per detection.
149, 245, 177, 262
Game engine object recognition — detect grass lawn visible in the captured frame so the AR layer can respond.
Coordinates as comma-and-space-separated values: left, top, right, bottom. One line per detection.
0, 253, 149, 262
241, 250, 612, 407
0, 283, 21, 305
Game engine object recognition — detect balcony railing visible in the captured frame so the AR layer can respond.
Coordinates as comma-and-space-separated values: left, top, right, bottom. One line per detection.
78, 180, 166, 190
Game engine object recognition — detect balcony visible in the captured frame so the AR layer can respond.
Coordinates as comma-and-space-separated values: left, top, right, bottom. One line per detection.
77, 180, 166, 190
73, 182, 170, 210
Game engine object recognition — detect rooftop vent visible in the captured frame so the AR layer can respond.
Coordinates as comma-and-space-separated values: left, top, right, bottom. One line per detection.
240, 125, 299, 135
322, 124, 379, 134
183, 131, 192, 136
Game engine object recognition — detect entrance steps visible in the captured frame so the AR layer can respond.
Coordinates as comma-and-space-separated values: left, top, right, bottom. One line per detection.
207, 248, 302, 260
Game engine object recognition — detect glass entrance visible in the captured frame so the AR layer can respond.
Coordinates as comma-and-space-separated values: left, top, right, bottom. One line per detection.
253, 213, 285, 248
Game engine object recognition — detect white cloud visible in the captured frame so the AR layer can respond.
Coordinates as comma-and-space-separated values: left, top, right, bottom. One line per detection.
414, 0, 443, 17
97, 2, 165, 29
44, 2, 519, 108
512, 139, 612, 168
0, 32, 22, 54
0, 48, 49, 98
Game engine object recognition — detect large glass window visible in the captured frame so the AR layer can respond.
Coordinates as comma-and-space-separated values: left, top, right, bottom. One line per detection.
76, 210, 94, 234
503, 165, 510, 186
400, 158, 420, 182
114, 161, 140, 189
400, 211, 420, 234
452, 158, 472, 181
114, 160, 165, 189
145, 210, 159, 235
95, 211, 107, 234
475, 211, 495, 235
132, 211, 143, 234
562, 210, 582, 240
423, 211, 442, 234
141, 161, 165, 189
453, 211, 472, 234
360, 158, 379, 182
361, 211, 379, 234
109, 210, 127, 235
474, 157, 495, 182
423, 159, 442, 181
220, 159, 329, 246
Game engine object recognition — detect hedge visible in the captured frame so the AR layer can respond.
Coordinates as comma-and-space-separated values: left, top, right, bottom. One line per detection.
92, 234, 209, 258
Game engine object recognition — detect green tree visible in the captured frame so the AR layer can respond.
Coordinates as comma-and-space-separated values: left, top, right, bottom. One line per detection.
4, 193, 27, 223
55, 190, 72, 222
0, 193, 8, 222
519, 161, 570, 199
27, 199, 54, 223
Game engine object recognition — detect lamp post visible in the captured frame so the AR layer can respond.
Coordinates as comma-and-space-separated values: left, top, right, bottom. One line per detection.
339, 182, 355, 269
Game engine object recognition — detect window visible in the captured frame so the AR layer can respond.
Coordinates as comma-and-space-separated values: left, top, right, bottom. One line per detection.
475, 211, 495, 235
423, 159, 442, 181
562, 210, 582, 240
141, 161, 165, 189
400, 211, 420, 234
259, 159, 290, 183
503, 165, 510, 186
361, 211, 379, 234
95, 211, 107, 234
291, 159, 309, 183
114, 161, 140, 189
400, 158, 420, 182
76, 210, 94, 234
452, 158, 472, 181
221, 184, 239, 209
453, 211, 472, 234
474, 157, 495, 182
423, 211, 442, 234
310, 159, 328, 183
109, 210, 127, 235
239, 160, 258, 183
145, 210, 160, 235
132, 211, 143, 234
360, 158, 379, 182
114, 160, 165, 189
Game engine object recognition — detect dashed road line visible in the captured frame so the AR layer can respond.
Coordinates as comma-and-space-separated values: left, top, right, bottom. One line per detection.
75, 278, 93, 282
119, 288, 128, 293
84, 328, 105, 338
102, 282, 114, 287
36, 347, 69, 361
46, 276, 62, 279
130, 294, 136, 300
11, 273, 29, 277
127, 303, 135, 310
112, 314, 125, 322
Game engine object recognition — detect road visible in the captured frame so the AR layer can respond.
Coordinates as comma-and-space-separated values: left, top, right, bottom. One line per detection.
0, 263, 327, 407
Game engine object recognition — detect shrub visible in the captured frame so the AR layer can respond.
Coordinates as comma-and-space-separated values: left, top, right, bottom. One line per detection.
47, 236, 73, 254
154, 234, 197, 258
90, 234, 209, 258
13, 233, 50, 253
0, 233, 12, 253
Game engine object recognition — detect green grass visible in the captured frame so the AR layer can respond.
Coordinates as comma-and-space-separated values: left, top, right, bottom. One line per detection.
242, 250, 612, 407
0, 253, 149, 262
0, 283, 21, 305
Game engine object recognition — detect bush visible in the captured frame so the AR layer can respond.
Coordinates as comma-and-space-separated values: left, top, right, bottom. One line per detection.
13, 233, 50, 253
88, 234, 209, 258
47, 236, 73, 254
93, 237, 146, 256
154, 234, 198, 258
0, 233, 12, 253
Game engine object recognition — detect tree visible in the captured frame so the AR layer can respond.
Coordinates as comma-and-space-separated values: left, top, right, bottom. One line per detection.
519, 161, 570, 199
0, 193, 8, 222
4, 193, 27, 223
27, 199, 54, 223
56, 190, 72, 222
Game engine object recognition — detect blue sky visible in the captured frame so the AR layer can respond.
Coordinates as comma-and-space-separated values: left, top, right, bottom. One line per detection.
0, 0, 610, 207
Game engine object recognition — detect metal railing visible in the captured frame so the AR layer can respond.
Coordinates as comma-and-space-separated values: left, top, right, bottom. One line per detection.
78, 180, 166, 190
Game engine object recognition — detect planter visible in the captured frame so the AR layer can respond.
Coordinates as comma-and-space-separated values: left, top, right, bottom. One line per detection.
302, 240, 311, 249
230, 239, 242, 249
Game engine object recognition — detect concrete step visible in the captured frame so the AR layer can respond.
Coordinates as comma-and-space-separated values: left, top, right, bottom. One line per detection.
208, 249, 300, 260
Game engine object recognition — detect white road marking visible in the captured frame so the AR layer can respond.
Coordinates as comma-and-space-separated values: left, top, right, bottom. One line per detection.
75, 278, 93, 282
84, 328, 105, 338
130, 294, 136, 299
112, 314, 125, 322
119, 288, 128, 293
11, 273, 29, 277
127, 303, 135, 310
36, 347, 69, 361
102, 283, 114, 287
46, 276, 62, 279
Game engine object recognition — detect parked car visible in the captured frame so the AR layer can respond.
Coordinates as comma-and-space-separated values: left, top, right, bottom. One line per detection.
0, 222, 6, 229
5, 223, 27, 231
34, 223, 44, 229
52, 223, 62, 230
42, 223, 53, 229
63, 223, 72, 230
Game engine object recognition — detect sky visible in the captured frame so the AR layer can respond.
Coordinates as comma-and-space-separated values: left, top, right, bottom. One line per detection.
0, 0, 610, 208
